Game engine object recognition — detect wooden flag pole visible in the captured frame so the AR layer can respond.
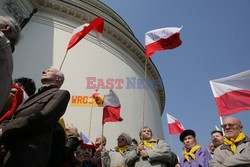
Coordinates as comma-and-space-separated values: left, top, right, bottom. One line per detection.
142, 58, 148, 128
59, 50, 68, 71
169, 134, 173, 150
101, 123, 104, 148
101, 100, 105, 147
88, 101, 94, 139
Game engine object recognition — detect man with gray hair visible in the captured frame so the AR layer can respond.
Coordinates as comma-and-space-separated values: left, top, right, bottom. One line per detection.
0, 15, 21, 114
0, 67, 70, 167
209, 116, 250, 167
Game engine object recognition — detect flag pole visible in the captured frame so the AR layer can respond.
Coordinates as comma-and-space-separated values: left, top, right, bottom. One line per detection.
101, 101, 105, 146
88, 101, 94, 139
142, 58, 148, 127
219, 116, 224, 135
59, 50, 68, 71
169, 134, 173, 150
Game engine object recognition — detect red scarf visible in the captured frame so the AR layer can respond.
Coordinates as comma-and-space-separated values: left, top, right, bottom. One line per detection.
0, 83, 24, 123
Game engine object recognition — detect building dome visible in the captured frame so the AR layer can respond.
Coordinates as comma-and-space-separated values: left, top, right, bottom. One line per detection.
1, 0, 165, 148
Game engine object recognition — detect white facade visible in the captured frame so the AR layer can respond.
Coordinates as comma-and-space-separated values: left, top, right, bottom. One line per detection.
1, 0, 165, 149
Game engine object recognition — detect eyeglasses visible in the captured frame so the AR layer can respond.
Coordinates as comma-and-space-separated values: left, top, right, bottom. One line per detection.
221, 123, 240, 129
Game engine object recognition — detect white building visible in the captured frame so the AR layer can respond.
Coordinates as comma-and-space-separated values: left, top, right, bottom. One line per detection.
1, 0, 165, 149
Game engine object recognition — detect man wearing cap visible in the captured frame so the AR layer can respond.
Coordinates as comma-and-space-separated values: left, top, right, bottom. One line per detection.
74, 144, 96, 167
125, 126, 172, 167
179, 129, 211, 167
102, 132, 132, 167
209, 117, 250, 167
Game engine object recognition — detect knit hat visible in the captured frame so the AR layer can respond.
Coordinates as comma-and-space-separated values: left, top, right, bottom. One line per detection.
119, 133, 132, 145
179, 129, 196, 142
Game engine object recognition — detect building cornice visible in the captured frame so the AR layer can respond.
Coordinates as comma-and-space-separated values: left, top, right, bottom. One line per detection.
7, 0, 165, 113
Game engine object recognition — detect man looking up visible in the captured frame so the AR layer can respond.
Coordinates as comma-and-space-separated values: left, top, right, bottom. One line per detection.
0, 67, 70, 167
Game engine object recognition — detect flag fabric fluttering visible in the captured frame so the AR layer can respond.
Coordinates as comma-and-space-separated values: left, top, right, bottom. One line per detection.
67, 17, 104, 51
92, 89, 100, 98
210, 70, 250, 116
145, 26, 182, 58
102, 89, 123, 124
166, 113, 185, 135
80, 132, 95, 149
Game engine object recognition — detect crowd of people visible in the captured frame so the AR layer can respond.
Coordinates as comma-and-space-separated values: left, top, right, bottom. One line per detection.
1, 15, 250, 167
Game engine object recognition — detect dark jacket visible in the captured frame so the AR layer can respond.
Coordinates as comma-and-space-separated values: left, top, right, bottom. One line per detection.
1, 86, 70, 167
65, 136, 80, 167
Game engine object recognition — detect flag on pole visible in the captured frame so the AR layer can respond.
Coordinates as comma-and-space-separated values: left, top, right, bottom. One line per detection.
102, 89, 123, 124
145, 26, 182, 58
80, 132, 95, 149
92, 89, 100, 98
215, 125, 221, 131
166, 113, 185, 135
67, 17, 104, 51
210, 70, 250, 116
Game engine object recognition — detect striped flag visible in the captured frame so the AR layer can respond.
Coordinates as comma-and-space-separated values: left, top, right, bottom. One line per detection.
80, 132, 95, 149
145, 26, 182, 58
102, 89, 123, 124
210, 70, 250, 116
67, 17, 104, 51
167, 113, 185, 135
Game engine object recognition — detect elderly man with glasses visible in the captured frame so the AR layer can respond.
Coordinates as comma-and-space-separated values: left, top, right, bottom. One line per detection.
209, 116, 250, 167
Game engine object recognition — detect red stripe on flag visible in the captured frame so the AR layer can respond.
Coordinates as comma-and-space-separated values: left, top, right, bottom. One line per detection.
67, 17, 104, 51
168, 121, 184, 135
102, 105, 123, 124
215, 90, 250, 116
146, 33, 182, 58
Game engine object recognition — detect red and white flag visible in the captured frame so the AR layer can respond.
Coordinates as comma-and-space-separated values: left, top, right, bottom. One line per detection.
102, 89, 123, 124
145, 26, 182, 58
210, 70, 250, 116
67, 17, 104, 51
166, 113, 185, 135
92, 89, 100, 98
80, 132, 95, 149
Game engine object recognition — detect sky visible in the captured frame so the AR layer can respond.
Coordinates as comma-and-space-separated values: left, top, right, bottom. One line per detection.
99, 0, 250, 156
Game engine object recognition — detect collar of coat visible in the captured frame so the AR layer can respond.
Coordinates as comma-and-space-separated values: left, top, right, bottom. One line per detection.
220, 136, 250, 151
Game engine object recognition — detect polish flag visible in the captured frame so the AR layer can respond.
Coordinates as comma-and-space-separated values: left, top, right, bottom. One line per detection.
0, 84, 25, 123
210, 70, 250, 116
92, 89, 100, 98
67, 17, 104, 51
102, 89, 123, 124
167, 113, 185, 135
145, 26, 182, 58
80, 132, 95, 149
